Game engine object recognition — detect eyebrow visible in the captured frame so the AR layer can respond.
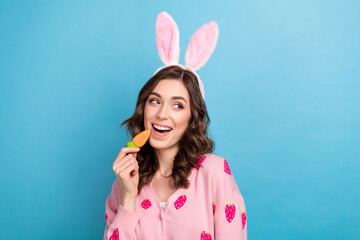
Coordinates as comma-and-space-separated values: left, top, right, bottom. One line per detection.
150, 92, 188, 104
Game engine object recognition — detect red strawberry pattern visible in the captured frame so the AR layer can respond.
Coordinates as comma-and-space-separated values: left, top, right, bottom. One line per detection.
212, 200, 216, 215
225, 199, 236, 223
195, 156, 206, 170
200, 228, 212, 240
109, 228, 119, 240
241, 211, 247, 229
105, 213, 108, 222
224, 159, 232, 175
174, 194, 187, 209
141, 197, 152, 209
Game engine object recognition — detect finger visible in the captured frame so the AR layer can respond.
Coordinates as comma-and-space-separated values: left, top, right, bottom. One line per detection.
113, 147, 140, 166
115, 153, 135, 167
129, 151, 138, 159
114, 157, 138, 175
113, 154, 137, 172
117, 147, 140, 161
117, 161, 138, 180
122, 162, 139, 178
130, 163, 140, 177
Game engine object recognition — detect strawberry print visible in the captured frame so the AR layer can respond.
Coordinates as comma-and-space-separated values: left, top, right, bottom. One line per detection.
224, 159, 232, 175
105, 213, 108, 222
225, 199, 236, 223
200, 228, 212, 240
195, 156, 206, 170
212, 200, 216, 215
241, 211, 247, 229
141, 197, 152, 209
109, 228, 119, 240
174, 194, 187, 209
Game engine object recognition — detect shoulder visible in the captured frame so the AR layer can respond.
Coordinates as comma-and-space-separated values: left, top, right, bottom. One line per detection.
196, 153, 233, 176
196, 153, 239, 196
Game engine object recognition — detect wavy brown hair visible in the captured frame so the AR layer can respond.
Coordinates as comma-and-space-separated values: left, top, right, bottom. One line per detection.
121, 65, 214, 193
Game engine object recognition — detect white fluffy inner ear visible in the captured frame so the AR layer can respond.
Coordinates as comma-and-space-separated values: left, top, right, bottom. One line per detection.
185, 21, 219, 71
155, 12, 180, 65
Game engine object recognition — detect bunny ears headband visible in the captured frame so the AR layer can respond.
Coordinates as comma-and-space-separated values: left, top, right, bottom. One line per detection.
154, 11, 219, 99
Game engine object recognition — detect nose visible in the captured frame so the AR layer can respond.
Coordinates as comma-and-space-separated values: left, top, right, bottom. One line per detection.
156, 104, 169, 120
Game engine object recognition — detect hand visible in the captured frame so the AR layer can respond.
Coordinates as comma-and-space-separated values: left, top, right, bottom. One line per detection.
113, 147, 140, 198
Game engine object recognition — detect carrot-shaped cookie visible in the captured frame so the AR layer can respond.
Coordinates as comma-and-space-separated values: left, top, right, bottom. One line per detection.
127, 129, 151, 148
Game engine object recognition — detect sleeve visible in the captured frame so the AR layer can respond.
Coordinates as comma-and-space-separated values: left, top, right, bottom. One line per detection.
103, 180, 141, 240
212, 158, 247, 240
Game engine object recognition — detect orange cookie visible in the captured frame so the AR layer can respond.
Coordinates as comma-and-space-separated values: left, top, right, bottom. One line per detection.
127, 129, 151, 148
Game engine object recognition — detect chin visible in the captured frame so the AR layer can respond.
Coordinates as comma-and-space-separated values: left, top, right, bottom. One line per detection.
149, 138, 178, 151
149, 139, 167, 150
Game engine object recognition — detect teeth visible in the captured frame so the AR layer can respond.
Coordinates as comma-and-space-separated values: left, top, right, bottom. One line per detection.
153, 124, 172, 131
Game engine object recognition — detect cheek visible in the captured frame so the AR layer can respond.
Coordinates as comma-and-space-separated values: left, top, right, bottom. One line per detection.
143, 104, 151, 126
143, 104, 160, 128
175, 111, 191, 130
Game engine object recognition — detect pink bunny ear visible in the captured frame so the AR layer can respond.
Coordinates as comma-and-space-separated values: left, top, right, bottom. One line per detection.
185, 21, 219, 71
156, 12, 180, 65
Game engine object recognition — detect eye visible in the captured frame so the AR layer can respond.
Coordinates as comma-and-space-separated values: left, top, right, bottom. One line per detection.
149, 98, 160, 104
173, 103, 184, 109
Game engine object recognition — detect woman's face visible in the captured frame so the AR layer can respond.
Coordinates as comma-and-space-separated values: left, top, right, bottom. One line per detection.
144, 79, 191, 151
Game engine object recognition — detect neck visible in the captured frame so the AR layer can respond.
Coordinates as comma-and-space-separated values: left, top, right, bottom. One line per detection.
154, 145, 179, 176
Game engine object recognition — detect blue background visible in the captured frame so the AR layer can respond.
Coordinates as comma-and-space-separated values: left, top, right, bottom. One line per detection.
1, 0, 359, 239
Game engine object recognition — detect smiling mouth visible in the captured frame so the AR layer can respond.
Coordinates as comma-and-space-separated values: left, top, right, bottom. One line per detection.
152, 124, 173, 134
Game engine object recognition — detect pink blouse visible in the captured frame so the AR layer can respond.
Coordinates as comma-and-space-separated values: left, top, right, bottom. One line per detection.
104, 153, 247, 240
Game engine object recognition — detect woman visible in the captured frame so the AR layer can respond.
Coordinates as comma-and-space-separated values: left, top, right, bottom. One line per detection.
103, 66, 247, 240
104, 12, 247, 240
